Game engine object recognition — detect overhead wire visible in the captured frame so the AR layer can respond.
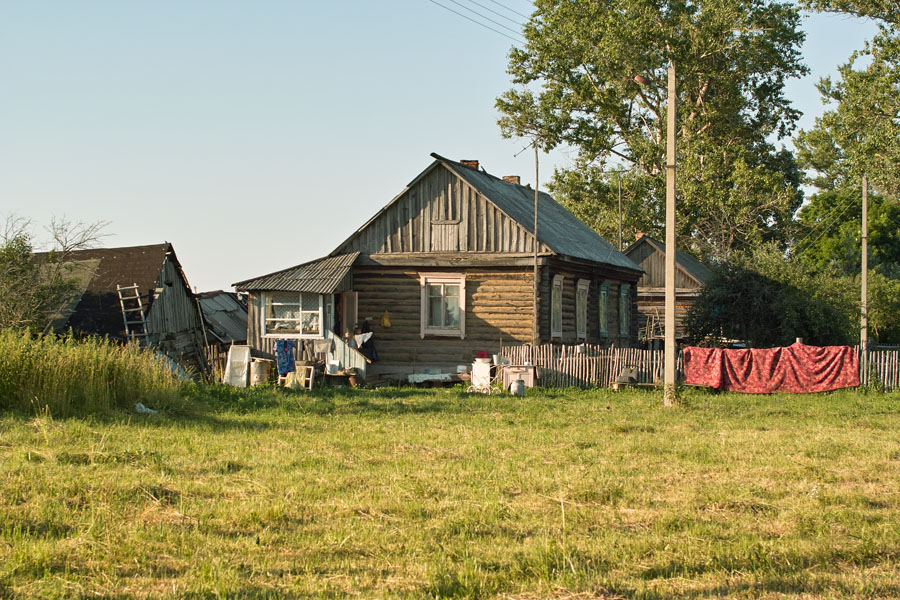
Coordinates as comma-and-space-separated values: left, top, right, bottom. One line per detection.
441, 0, 525, 37
425, 0, 526, 44
483, 0, 532, 20
462, 0, 526, 26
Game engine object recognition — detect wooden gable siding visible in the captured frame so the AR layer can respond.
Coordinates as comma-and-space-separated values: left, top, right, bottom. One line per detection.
335, 166, 551, 256
145, 257, 204, 356
630, 243, 700, 289
353, 265, 534, 375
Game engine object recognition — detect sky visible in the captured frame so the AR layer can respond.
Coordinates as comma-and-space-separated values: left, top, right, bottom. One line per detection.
0, 1, 879, 292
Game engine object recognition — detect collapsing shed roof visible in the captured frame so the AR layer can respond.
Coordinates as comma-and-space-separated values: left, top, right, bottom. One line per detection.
197, 291, 248, 344
233, 252, 360, 293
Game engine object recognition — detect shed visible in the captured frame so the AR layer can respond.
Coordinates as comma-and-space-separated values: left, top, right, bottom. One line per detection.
623, 233, 712, 342
36, 243, 206, 366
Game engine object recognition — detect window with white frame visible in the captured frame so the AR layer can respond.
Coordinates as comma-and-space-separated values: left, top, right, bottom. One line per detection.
576, 279, 590, 340
420, 273, 465, 338
619, 283, 631, 337
551, 274, 564, 339
598, 282, 609, 338
262, 291, 324, 338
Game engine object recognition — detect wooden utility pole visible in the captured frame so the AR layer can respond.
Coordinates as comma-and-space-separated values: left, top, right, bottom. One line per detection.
861, 174, 869, 376
533, 144, 539, 347
663, 62, 678, 407
617, 171, 623, 250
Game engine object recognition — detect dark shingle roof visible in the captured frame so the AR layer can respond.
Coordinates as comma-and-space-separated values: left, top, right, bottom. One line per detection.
34, 243, 175, 337
433, 154, 640, 272
233, 252, 359, 293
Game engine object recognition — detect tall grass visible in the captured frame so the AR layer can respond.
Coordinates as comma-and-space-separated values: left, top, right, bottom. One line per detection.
0, 330, 181, 416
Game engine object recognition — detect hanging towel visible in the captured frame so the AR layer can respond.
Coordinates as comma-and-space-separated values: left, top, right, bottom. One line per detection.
275, 339, 297, 376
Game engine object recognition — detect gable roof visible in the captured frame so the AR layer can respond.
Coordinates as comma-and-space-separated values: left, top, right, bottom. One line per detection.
623, 234, 712, 285
433, 154, 638, 271
233, 252, 359, 293
34, 243, 179, 337
330, 153, 641, 273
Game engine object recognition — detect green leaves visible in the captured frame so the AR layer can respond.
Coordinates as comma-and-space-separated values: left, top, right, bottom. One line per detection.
497, 0, 807, 260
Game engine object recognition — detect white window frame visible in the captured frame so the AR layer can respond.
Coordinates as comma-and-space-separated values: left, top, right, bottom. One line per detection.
420, 273, 466, 338
261, 291, 324, 339
619, 283, 631, 337
598, 282, 609, 338
551, 274, 564, 339
576, 279, 590, 340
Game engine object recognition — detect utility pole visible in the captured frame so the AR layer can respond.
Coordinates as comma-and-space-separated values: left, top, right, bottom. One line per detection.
663, 62, 678, 407
533, 144, 539, 347
617, 172, 623, 250
861, 174, 868, 377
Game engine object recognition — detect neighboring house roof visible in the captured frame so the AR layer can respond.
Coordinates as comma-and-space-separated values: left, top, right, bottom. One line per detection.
431, 154, 639, 272
233, 252, 360, 293
623, 234, 712, 285
34, 243, 181, 337
197, 291, 248, 344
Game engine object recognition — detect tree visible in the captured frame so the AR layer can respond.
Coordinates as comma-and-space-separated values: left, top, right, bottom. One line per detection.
496, 0, 807, 260
795, 29, 900, 199
685, 245, 856, 347
794, 189, 900, 277
0, 216, 107, 333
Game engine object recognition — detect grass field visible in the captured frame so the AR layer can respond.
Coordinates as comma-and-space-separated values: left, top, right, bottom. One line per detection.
2, 385, 900, 599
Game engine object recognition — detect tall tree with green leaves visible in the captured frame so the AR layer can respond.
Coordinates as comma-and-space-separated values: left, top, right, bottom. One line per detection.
496, 0, 807, 260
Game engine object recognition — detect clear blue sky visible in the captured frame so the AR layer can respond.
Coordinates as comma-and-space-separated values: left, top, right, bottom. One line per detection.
0, 1, 878, 291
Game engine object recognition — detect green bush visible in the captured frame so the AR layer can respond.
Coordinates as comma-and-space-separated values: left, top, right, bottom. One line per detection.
0, 330, 181, 416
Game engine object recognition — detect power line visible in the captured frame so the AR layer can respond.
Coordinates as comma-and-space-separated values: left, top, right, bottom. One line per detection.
441, 0, 525, 37
460, 0, 525, 26
425, 0, 525, 44
484, 0, 531, 20
794, 194, 859, 255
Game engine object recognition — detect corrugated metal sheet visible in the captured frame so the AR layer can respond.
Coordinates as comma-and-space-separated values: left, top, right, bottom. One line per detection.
435, 154, 641, 272
233, 252, 359, 293
198, 291, 248, 343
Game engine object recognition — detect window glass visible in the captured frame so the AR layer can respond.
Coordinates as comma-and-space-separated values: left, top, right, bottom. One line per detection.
598, 283, 609, 337
576, 280, 589, 339
421, 274, 465, 337
551, 276, 563, 338
264, 292, 322, 337
619, 283, 631, 337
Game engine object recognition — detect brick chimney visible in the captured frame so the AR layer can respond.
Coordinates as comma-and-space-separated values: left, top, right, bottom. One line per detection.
502, 175, 521, 185
460, 159, 479, 170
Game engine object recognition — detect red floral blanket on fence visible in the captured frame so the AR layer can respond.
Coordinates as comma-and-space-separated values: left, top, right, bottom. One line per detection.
683, 343, 859, 393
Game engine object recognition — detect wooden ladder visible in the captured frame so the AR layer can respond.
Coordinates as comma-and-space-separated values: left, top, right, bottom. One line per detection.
116, 283, 149, 345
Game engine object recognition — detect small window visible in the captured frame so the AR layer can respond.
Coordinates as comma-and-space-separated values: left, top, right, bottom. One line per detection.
551, 275, 564, 339
598, 282, 609, 338
263, 291, 324, 338
420, 273, 466, 338
619, 283, 631, 337
576, 279, 590, 340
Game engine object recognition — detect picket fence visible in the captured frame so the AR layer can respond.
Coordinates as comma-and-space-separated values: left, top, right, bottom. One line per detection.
501, 344, 900, 391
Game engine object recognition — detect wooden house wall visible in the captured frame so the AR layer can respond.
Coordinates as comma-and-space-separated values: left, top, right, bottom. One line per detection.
334, 166, 553, 256
352, 265, 534, 376
634, 291, 698, 341
542, 259, 638, 347
145, 258, 204, 356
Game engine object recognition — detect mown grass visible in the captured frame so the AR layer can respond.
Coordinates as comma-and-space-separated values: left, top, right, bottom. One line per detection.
2, 385, 900, 598
0, 330, 182, 416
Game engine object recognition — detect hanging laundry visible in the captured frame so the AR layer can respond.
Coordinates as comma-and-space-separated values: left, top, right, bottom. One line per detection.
274, 339, 297, 377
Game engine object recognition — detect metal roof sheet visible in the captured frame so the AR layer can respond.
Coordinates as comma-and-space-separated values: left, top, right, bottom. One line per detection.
432, 154, 641, 273
233, 252, 359, 293
197, 291, 248, 344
